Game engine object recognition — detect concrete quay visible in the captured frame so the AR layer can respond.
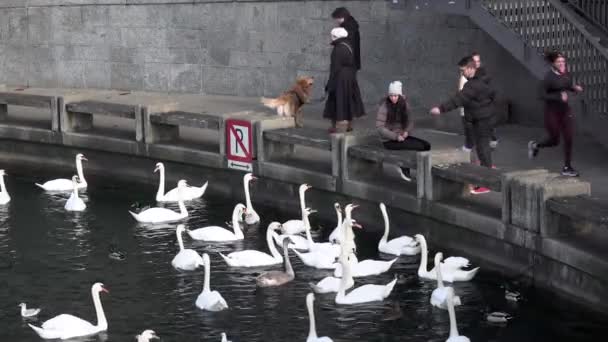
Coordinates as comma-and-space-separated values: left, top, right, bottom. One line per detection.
0, 86, 607, 313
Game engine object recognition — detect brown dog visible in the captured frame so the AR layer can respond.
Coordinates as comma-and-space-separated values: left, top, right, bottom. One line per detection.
261, 76, 314, 127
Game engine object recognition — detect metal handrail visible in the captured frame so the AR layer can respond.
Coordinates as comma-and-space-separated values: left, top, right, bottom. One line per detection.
479, 0, 608, 115
566, 0, 608, 35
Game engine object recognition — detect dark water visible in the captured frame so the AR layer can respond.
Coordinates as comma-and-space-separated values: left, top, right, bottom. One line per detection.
1, 172, 607, 342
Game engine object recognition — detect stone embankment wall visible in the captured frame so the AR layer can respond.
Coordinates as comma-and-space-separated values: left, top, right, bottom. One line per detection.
0, 0, 539, 128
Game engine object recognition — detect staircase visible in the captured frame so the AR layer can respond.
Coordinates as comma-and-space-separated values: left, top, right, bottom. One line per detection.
430, 0, 608, 148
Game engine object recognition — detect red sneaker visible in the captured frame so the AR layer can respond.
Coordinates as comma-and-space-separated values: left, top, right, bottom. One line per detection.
470, 186, 491, 195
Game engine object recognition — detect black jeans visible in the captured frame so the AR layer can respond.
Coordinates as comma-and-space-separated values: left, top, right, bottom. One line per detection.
383, 136, 431, 152
463, 116, 497, 149
467, 116, 494, 167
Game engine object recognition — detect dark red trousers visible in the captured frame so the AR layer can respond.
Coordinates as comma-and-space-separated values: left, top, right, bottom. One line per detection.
538, 108, 574, 167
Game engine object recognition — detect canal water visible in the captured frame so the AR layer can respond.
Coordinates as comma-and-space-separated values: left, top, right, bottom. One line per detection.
0, 171, 606, 342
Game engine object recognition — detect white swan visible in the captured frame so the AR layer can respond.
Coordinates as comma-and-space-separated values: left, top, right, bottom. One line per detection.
136, 330, 158, 342
335, 253, 397, 305
196, 254, 228, 311
302, 208, 340, 255
430, 252, 462, 310
310, 251, 354, 294
446, 288, 470, 342
415, 234, 479, 282
219, 222, 283, 267
171, 225, 203, 271
19, 303, 41, 318
220, 333, 231, 342
129, 180, 189, 224
327, 203, 343, 244
0, 169, 10, 205
306, 293, 333, 342
378, 203, 420, 256
242, 173, 260, 224
64, 176, 86, 212
154, 162, 208, 202
36, 153, 87, 191
187, 204, 246, 241
28, 282, 108, 340
281, 183, 311, 235
333, 205, 396, 278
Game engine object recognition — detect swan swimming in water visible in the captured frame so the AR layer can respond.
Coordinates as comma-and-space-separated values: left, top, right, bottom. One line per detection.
281, 183, 311, 235
36, 153, 87, 191
327, 203, 343, 244
430, 252, 462, 310
219, 222, 283, 267
187, 203, 246, 241
415, 234, 479, 282
129, 180, 189, 224
242, 173, 260, 224
0, 169, 10, 205
378, 203, 420, 256
195, 254, 228, 311
153, 162, 208, 202
306, 293, 333, 342
64, 175, 86, 212
256, 237, 295, 287
28, 282, 109, 340
136, 329, 158, 342
335, 253, 397, 305
171, 225, 204, 271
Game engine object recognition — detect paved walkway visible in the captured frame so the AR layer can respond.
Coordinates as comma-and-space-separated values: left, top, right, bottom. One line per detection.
2, 86, 607, 202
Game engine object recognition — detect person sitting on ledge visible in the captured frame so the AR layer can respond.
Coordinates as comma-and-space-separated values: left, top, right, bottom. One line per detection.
376, 81, 431, 181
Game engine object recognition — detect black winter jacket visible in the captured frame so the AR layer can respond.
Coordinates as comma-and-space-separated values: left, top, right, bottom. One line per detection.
440, 74, 496, 121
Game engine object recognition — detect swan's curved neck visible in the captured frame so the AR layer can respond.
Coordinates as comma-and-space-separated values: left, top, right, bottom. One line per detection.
380, 208, 390, 242
76, 159, 85, 183
306, 298, 318, 339
299, 188, 307, 212
177, 188, 187, 216
91, 289, 107, 331
435, 256, 444, 288
231, 207, 244, 238
176, 229, 185, 251
0, 174, 7, 194
203, 259, 211, 293
266, 228, 282, 261
72, 180, 79, 198
283, 243, 294, 276
244, 179, 253, 209
337, 257, 351, 300
304, 214, 314, 246
418, 237, 429, 274
336, 208, 342, 228
156, 168, 165, 200
447, 291, 459, 337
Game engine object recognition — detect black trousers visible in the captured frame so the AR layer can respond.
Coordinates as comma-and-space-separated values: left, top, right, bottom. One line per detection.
383, 136, 431, 152
463, 116, 498, 149
467, 116, 493, 167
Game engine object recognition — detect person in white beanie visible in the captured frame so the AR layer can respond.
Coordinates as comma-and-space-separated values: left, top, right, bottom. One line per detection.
323, 27, 365, 133
376, 81, 431, 181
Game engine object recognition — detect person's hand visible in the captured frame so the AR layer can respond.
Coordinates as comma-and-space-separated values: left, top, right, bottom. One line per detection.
401, 131, 409, 139
430, 107, 441, 115
397, 134, 405, 142
573, 84, 583, 92
561, 91, 568, 102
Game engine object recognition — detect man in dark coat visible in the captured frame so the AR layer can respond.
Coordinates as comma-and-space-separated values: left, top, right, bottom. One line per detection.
323, 27, 365, 133
331, 7, 361, 71
430, 56, 496, 194
472, 51, 499, 148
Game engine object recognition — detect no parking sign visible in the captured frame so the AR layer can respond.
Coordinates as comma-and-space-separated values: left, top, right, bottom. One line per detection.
225, 119, 253, 171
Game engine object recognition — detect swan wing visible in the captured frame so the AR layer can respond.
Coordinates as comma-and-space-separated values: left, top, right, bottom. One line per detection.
37, 179, 73, 191
310, 276, 342, 293
343, 284, 388, 304
171, 250, 203, 271
351, 258, 397, 277
281, 219, 305, 234
310, 243, 341, 256
222, 250, 277, 267
65, 194, 86, 211
134, 207, 180, 223
443, 256, 470, 269
162, 186, 203, 201
196, 291, 228, 311
275, 234, 308, 250
430, 287, 461, 309
188, 226, 237, 241
41, 314, 94, 331
245, 210, 260, 225
293, 250, 337, 269
328, 226, 342, 243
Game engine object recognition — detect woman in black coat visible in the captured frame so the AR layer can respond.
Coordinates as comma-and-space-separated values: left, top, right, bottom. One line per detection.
323, 27, 365, 133
332, 7, 361, 71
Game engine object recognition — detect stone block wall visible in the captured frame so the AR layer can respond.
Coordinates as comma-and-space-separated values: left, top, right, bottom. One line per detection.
0, 0, 541, 126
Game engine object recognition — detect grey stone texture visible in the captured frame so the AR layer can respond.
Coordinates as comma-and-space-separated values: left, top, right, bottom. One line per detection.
0, 0, 541, 129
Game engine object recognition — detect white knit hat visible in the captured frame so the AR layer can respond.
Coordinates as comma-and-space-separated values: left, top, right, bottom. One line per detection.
331, 27, 348, 41
388, 81, 403, 96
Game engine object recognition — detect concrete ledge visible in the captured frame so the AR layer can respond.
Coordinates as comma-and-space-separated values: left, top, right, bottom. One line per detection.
540, 176, 591, 236
61, 131, 144, 156
0, 91, 59, 131
0, 124, 62, 145
145, 143, 224, 169
257, 161, 337, 191
547, 195, 608, 229
264, 127, 333, 150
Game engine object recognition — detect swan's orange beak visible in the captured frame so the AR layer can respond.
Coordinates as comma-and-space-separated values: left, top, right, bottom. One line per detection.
352, 221, 363, 229
101, 287, 109, 294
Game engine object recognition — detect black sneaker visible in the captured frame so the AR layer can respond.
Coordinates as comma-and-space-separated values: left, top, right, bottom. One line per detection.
399, 167, 412, 182
561, 166, 579, 177
528, 141, 539, 159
